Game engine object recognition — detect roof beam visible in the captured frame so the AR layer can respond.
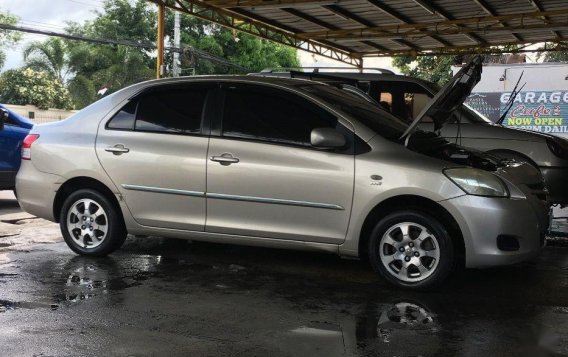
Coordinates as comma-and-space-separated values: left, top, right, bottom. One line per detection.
147, 0, 361, 66
300, 20, 568, 41
471, 0, 522, 41
203, 0, 347, 8
360, 40, 388, 52
323, 4, 370, 26
365, 0, 452, 47
411, 0, 485, 44
280, 7, 395, 53
366, 0, 412, 23
528, 0, 561, 38
230, 7, 355, 53
296, 8, 568, 39
280, 8, 339, 30
356, 38, 568, 57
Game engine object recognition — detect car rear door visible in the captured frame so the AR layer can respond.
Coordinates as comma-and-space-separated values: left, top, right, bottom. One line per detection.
96, 83, 213, 231
205, 82, 355, 244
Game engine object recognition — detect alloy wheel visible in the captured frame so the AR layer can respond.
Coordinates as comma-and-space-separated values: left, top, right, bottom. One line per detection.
379, 222, 440, 283
66, 199, 108, 249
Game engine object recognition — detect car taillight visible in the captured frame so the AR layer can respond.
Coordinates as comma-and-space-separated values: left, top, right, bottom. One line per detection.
22, 134, 39, 160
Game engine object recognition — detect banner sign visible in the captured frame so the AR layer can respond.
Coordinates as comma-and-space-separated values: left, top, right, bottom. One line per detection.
464, 91, 568, 135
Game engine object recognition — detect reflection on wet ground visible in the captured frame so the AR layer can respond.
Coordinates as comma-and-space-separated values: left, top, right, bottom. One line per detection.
1, 236, 568, 356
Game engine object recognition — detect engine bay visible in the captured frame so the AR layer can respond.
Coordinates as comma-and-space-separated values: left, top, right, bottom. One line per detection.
405, 130, 500, 171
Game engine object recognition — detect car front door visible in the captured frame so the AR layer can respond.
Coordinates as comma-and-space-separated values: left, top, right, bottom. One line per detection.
96, 84, 213, 231
205, 83, 355, 244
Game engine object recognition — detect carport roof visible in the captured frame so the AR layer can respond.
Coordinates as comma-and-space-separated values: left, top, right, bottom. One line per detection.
149, 0, 568, 66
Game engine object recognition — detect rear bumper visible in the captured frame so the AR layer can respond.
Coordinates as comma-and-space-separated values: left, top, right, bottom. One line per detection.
15, 161, 63, 221
540, 166, 568, 205
440, 195, 548, 268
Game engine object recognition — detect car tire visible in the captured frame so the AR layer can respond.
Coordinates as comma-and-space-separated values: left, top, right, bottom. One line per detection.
368, 210, 454, 290
60, 189, 127, 257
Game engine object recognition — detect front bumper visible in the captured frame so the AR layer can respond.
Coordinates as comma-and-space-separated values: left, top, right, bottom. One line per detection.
540, 166, 568, 205
16, 161, 63, 222
440, 195, 548, 268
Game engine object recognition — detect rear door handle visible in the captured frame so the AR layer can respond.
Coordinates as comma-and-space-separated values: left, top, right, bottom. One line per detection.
210, 153, 239, 166
105, 144, 130, 155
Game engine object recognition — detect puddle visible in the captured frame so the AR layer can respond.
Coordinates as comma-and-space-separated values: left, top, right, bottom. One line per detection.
0, 299, 58, 312
356, 301, 439, 346
291, 322, 343, 337
377, 302, 435, 328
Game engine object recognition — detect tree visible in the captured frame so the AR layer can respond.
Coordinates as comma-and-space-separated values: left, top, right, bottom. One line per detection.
23, 38, 70, 84
164, 13, 299, 75
392, 55, 462, 87
537, 43, 568, 62
61, 0, 299, 108
0, 12, 21, 68
0, 68, 72, 109
63, 0, 156, 107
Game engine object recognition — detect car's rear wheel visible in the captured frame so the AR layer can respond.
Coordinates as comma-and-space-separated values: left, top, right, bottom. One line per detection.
60, 189, 126, 256
368, 210, 454, 290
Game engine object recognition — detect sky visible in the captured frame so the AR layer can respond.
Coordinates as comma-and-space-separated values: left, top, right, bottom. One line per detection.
0, 0, 396, 73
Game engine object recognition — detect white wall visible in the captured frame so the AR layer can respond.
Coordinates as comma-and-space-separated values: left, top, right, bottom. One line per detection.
4, 104, 77, 124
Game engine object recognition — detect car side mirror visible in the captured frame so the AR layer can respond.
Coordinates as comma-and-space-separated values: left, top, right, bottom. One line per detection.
310, 127, 346, 149
0, 108, 7, 131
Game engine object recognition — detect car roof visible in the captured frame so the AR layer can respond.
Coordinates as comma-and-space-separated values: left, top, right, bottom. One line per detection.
252, 71, 425, 82
109, 75, 327, 100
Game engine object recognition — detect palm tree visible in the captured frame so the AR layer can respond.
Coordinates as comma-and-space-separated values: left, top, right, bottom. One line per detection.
23, 38, 69, 84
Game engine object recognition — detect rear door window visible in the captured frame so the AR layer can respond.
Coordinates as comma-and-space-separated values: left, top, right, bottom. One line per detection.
107, 101, 137, 130
135, 89, 207, 134
107, 87, 209, 134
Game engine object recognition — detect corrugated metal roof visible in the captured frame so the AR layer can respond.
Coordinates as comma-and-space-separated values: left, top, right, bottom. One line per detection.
150, 0, 568, 66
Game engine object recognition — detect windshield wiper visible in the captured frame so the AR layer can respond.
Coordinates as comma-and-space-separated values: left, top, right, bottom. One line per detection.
497, 71, 525, 125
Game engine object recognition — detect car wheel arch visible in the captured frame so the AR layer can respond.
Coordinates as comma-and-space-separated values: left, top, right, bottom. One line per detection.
53, 176, 123, 224
358, 195, 465, 266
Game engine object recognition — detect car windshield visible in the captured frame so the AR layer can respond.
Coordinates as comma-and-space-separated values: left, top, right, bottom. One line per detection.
461, 104, 493, 124
420, 80, 491, 124
301, 84, 409, 141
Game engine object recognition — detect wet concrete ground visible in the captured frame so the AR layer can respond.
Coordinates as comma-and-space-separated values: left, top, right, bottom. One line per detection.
1, 192, 568, 356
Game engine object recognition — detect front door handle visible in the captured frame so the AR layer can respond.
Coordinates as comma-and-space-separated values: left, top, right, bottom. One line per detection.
210, 153, 239, 166
105, 144, 130, 155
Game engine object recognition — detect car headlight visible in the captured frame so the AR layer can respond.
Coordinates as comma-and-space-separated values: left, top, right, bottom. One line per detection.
546, 138, 568, 160
444, 168, 509, 197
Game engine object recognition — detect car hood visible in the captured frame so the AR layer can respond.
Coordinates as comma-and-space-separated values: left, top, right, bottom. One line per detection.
401, 56, 483, 139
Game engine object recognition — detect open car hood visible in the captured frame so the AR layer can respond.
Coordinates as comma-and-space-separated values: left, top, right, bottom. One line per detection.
400, 55, 483, 140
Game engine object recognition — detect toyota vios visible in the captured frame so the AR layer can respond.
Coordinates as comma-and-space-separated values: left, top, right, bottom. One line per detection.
16, 71, 549, 289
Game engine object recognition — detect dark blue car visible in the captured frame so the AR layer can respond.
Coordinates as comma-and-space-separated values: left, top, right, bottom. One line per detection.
0, 104, 33, 191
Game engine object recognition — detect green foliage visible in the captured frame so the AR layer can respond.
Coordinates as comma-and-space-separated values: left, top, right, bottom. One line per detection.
1, 0, 300, 109
0, 11, 21, 68
392, 55, 462, 87
165, 14, 299, 75
67, 75, 96, 109
24, 38, 69, 83
0, 68, 72, 109
537, 44, 568, 62
65, 0, 156, 98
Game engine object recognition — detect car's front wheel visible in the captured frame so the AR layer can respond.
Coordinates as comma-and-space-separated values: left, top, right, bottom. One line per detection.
368, 210, 454, 290
60, 189, 127, 256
